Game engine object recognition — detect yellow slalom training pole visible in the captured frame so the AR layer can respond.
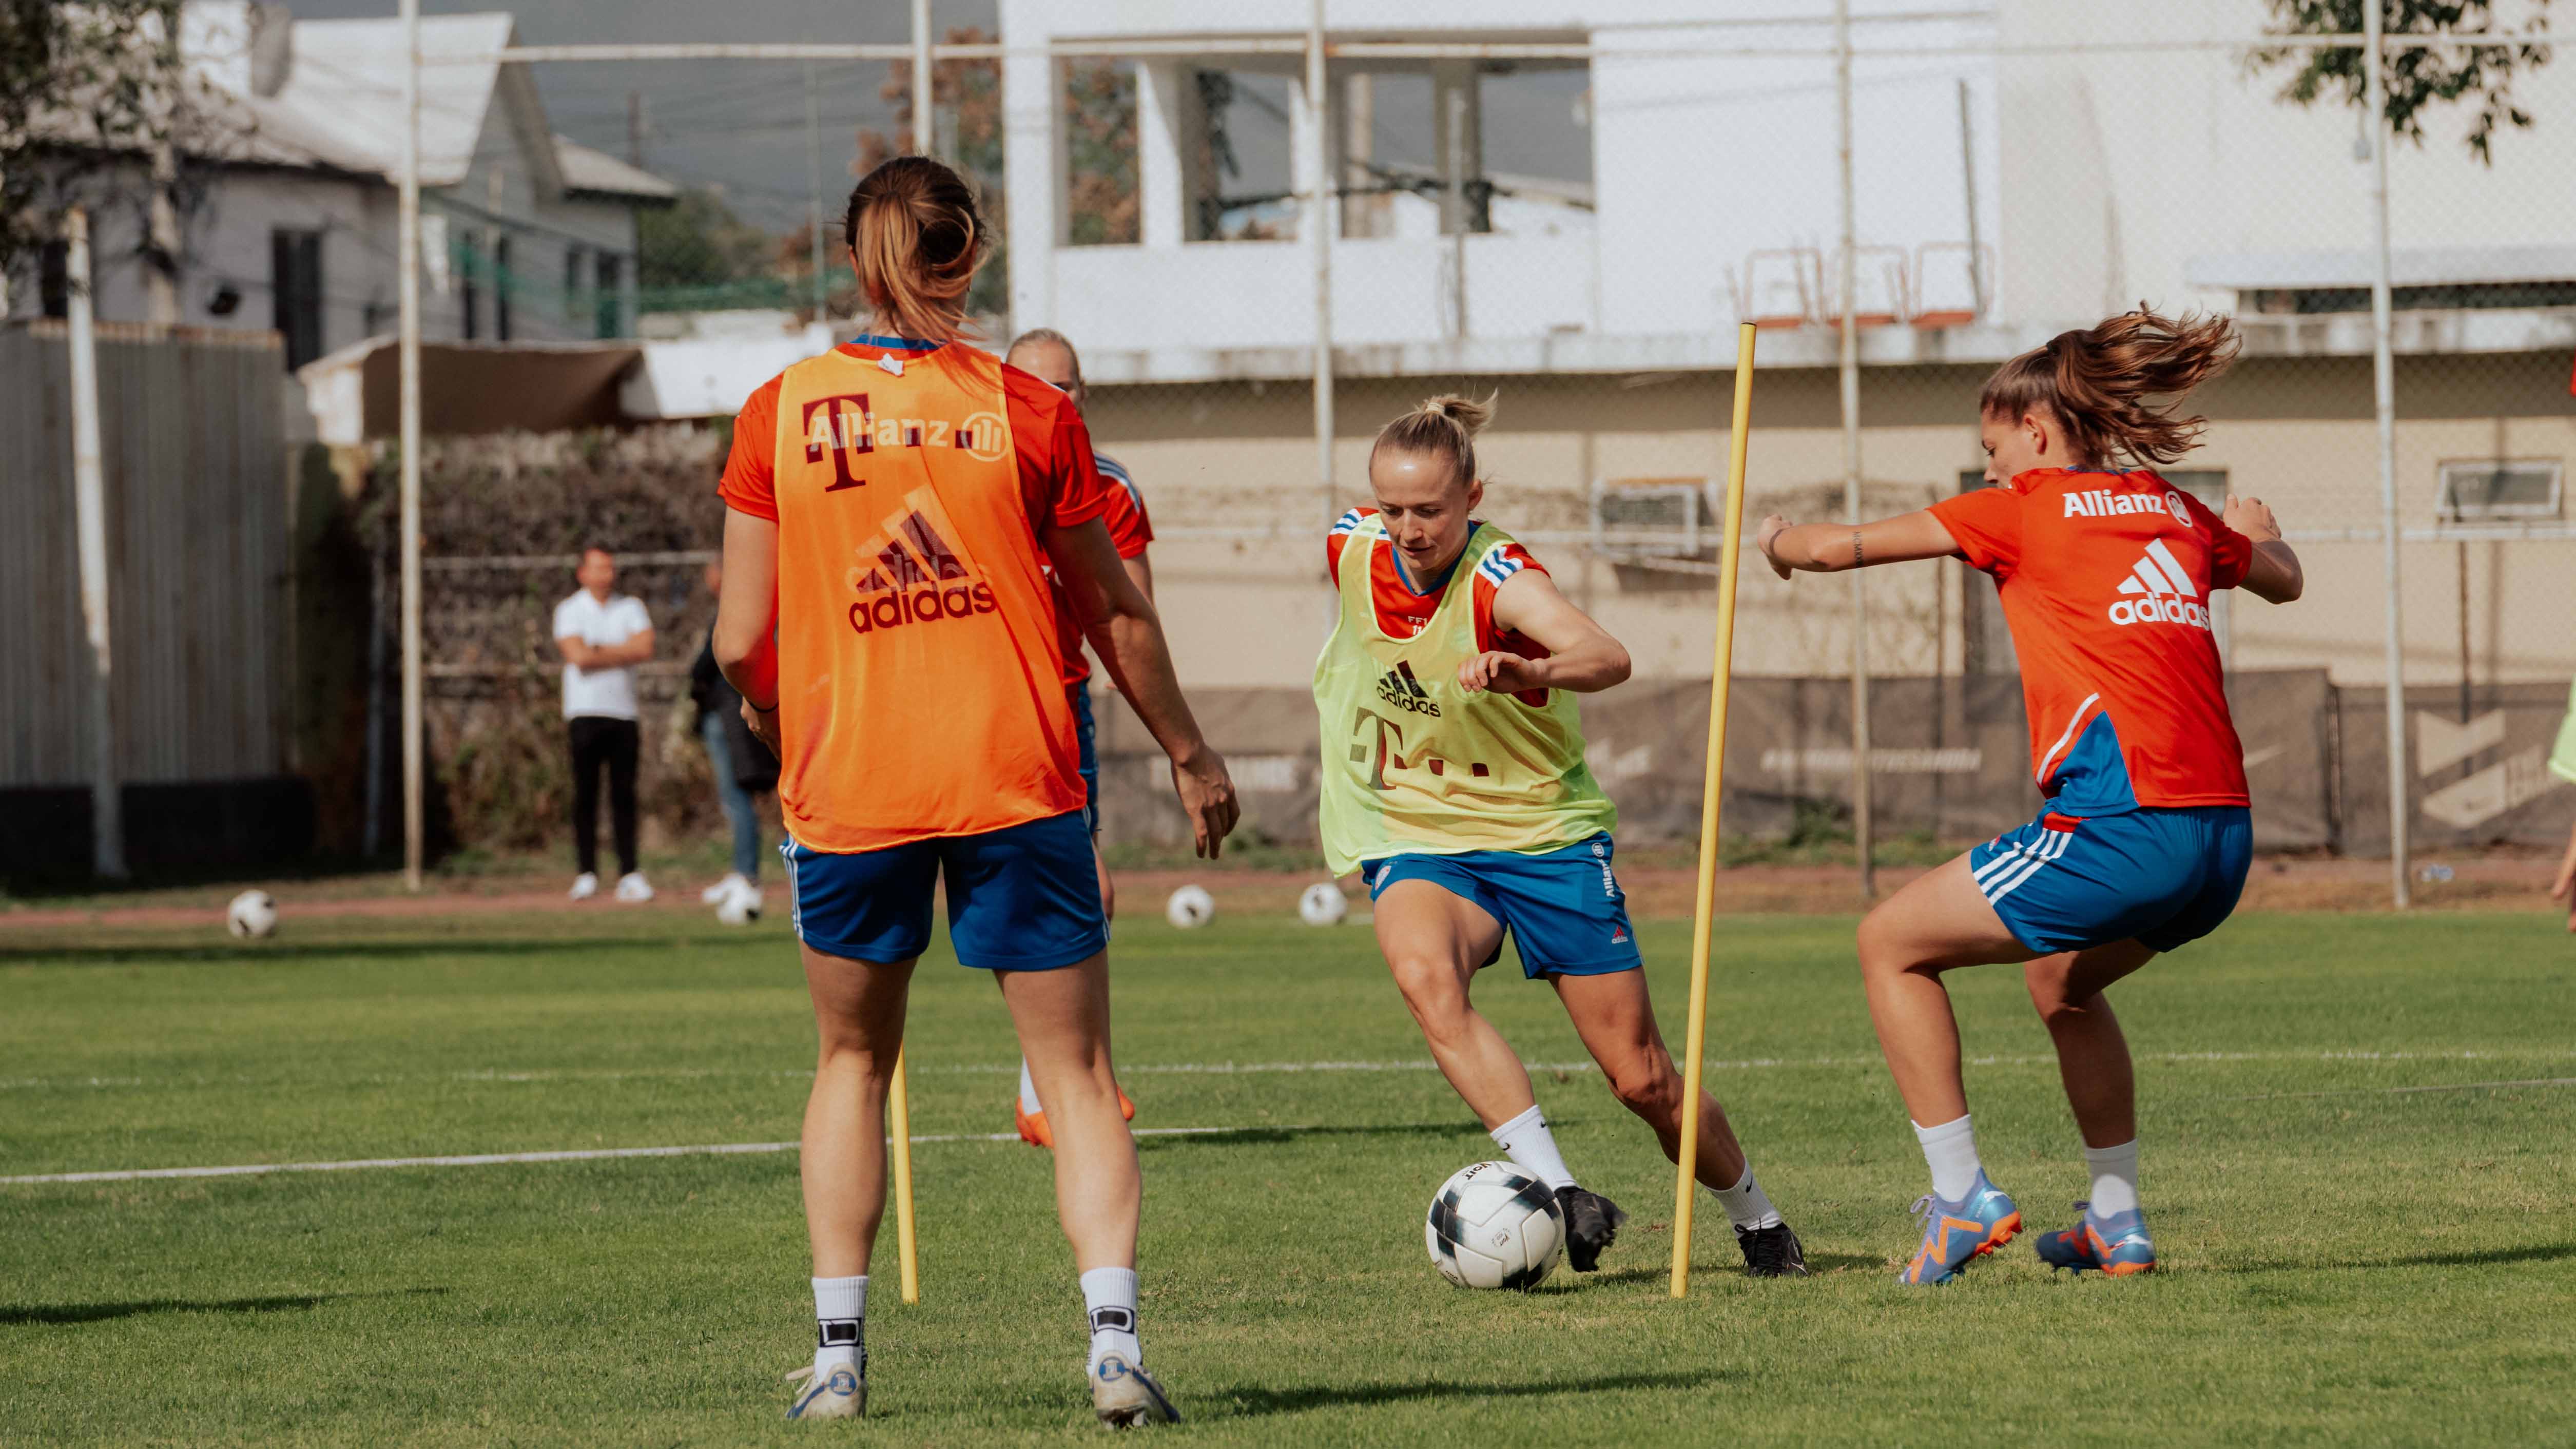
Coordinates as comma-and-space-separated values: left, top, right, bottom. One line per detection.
1672, 323, 1761, 1299
888, 1044, 921, 1304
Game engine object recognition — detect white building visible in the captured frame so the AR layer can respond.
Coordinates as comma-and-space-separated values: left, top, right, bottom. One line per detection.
1001, 0, 2576, 378
989, 0, 2575, 697
11, 3, 674, 368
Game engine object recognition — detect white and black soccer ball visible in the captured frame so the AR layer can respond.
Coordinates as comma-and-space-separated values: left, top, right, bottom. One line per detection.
1297, 881, 1349, 927
1165, 883, 1215, 930
225, 890, 278, 939
1426, 1160, 1565, 1290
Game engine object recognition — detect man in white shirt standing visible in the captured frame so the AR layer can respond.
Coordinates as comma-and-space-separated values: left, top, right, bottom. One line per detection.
554, 546, 656, 901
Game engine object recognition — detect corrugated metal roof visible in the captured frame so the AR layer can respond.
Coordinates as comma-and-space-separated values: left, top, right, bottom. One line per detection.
555, 137, 679, 200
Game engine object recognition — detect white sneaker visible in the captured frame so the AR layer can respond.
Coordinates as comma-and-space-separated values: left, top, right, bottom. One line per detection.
701, 871, 749, 905
568, 872, 599, 901
714, 878, 764, 926
613, 872, 655, 903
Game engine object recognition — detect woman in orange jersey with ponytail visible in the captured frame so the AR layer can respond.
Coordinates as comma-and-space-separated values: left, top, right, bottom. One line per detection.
713, 157, 1235, 1425
1757, 310, 2303, 1288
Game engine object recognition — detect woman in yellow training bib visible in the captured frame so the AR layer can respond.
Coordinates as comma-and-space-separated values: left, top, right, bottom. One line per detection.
1316, 395, 1806, 1279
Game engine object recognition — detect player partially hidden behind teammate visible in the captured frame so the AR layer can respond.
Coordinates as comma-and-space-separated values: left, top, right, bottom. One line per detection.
713, 157, 1238, 1424
1317, 395, 1807, 1279
1003, 326, 1148, 1149
1755, 309, 2305, 1285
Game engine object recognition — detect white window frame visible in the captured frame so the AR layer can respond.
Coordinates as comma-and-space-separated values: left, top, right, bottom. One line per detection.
2437, 459, 2564, 523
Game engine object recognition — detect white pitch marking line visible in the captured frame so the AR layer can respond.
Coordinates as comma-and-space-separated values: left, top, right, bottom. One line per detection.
4, 1049, 2566, 1094
2231, 1077, 2576, 1102
0, 1125, 1321, 1187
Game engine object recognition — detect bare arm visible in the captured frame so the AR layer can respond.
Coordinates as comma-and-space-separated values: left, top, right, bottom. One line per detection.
1756, 509, 1962, 578
2223, 495, 2304, 605
1463, 569, 1631, 695
1051, 518, 1237, 858
2552, 816, 2576, 934
556, 634, 596, 668
1122, 551, 1154, 604
712, 509, 782, 744
590, 628, 655, 667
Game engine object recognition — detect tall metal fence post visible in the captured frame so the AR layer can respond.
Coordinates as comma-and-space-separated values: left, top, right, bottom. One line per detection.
2365, 5, 2410, 907
399, 0, 425, 891
912, 0, 933, 157
1308, 1, 1337, 539
805, 61, 826, 318
1835, 0, 1875, 898
64, 206, 126, 882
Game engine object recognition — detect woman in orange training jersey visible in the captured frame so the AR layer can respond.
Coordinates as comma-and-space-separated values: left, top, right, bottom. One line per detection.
1756, 311, 2303, 1287
713, 157, 1236, 1425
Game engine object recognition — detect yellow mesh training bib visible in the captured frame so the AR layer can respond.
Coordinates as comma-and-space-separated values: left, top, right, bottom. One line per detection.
1313, 516, 1615, 876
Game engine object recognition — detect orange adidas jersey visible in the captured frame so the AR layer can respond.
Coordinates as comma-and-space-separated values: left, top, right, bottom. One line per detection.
719, 341, 1113, 851
1930, 468, 2255, 814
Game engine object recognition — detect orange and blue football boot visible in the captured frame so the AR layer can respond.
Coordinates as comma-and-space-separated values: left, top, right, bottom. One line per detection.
1898, 1171, 2022, 1285
2035, 1201, 2157, 1276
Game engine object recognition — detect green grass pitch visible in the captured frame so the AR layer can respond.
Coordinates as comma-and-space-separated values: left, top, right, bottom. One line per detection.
3, 907, 2571, 1445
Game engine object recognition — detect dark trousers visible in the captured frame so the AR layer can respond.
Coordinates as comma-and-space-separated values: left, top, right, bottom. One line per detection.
569, 716, 640, 876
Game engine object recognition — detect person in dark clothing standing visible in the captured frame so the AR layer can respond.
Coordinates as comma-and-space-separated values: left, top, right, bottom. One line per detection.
692, 561, 774, 917
554, 547, 656, 901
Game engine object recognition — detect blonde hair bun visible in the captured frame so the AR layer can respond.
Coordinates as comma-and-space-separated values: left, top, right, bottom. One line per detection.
1370, 392, 1497, 488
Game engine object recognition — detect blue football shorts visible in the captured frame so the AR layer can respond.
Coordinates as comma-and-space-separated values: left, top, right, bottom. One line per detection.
781, 808, 1107, 971
1360, 834, 1643, 979
1969, 804, 2252, 956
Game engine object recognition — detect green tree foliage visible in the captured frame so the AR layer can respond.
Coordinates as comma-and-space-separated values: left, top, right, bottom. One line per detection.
0, 1, 184, 270
2250, 0, 2554, 162
1063, 62, 1139, 247
635, 185, 782, 308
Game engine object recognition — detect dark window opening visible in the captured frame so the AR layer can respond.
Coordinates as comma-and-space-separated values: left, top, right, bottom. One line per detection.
40, 239, 72, 318
270, 229, 324, 368
564, 245, 586, 320
1188, 70, 1297, 241
458, 229, 480, 340
594, 253, 623, 339
493, 235, 513, 341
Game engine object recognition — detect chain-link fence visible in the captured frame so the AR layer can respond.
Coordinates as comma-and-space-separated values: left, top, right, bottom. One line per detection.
360, 5, 2573, 881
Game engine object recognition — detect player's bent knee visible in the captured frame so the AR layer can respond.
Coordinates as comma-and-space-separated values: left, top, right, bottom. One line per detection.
1606, 1058, 1682, 1120
1854, 909, 1912, 978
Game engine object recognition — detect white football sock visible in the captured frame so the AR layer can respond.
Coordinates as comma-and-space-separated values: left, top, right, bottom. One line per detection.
1913, 1114, 1983, 1204
1710, 1164, 1784, 1231
1490, 1104, 1577, 1192
812, 1274, 866, 1376
2083, 1138, 2141, 1220
1018, 1059, 1043, 1115
1080, 1266, 1141, 1371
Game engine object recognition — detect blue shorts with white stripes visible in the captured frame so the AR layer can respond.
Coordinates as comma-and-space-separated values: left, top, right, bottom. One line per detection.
1969, 804, 2251, 956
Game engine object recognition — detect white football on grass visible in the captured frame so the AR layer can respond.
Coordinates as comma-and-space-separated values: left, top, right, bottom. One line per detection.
1426, 1160, 1565, 1290
1165, 884, 1215, 929
1297, 881, 1349, 926
226, 890, 278, 939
